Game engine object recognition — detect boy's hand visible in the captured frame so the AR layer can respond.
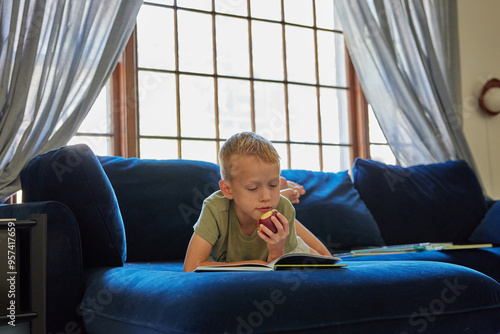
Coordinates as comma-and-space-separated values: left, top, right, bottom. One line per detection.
280, 177, 306, 204
280, 188, 301, 204
257, 211, 289, 262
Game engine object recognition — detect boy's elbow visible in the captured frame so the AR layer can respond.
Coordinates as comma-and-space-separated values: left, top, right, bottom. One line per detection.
183, 262, 196, 272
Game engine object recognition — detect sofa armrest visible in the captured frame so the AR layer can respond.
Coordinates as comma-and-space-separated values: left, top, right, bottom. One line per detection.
0, 201, 85, 333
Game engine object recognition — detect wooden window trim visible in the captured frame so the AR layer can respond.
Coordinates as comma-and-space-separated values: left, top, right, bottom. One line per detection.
111, 28, 139, 158
346, 48, 370, 162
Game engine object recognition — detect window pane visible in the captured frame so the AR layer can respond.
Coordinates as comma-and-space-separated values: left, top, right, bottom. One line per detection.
290, 144, 320, 171
215, 0, 247, 16
252, 21, 283, 81
332, 3, 343, 30
284, 0, 313, 26
78, 84, 111, 133
315, 0, 334, 29
182, 140, 217, 163
288, 84, 318, 143
250, 0, 281, 21
77, 76, 110, 156
129, 2, 355, 170
140, 138, 177, 159
368, 106, 387, 144
320, 87, 349, 144
317, 31, 346, 87
254, 82, 287, 142
178, 11, 213, 74
370, 145, 396, 165
148, 0, 174, 5
285, 26, 316, 84
177, 0, 211, 11
179, 75, 215, 138
322, 145, 350, 172
137, 6, 175, 70
368, 105, 396, 164
273, 142, 288, 168
138, 71, 177, 137
216, 16, 249, 77
218, 78, 251, 139
68, 136, 111, 156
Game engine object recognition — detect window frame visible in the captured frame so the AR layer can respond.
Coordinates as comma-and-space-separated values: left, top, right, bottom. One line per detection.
108, 11, 371, 166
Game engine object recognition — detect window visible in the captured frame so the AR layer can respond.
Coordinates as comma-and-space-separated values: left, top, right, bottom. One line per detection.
368, 105, 397, 165
74, 0, 389, 171
69, 83, 113, 156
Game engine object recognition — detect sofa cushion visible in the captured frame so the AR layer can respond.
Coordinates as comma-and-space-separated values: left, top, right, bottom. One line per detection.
469, 201, 500, 244
281, 169, 385, 251
352, 159, 488, 245
343, 247, 500, 283
81, 261, 500, 334
20, 144, 126, 267
98, 156, 221, 262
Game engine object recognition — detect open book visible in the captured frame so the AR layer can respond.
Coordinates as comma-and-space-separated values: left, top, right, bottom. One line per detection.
194, 253, 346, 272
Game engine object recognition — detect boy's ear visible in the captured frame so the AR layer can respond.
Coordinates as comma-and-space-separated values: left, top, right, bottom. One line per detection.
219, 180, 234, 200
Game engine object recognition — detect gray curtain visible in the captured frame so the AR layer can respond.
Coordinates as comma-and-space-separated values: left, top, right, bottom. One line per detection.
334, 0, 478, 173
0, 0, 142, 201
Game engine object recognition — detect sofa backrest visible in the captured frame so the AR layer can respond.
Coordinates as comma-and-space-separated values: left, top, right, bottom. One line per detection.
21, 144, 490, 265
98, 156, 221, 262
100, 156, 388, 260
352, 158, 488, 245
281, 169, 385, 252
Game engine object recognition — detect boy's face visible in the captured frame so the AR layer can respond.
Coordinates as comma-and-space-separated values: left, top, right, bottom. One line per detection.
220, 154, 281, 226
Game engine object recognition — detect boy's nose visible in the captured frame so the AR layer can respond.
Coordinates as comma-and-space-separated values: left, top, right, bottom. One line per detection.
260, 188, 271, 202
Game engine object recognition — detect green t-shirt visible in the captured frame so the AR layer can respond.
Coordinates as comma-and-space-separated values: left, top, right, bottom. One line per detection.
194, 190, 298, 262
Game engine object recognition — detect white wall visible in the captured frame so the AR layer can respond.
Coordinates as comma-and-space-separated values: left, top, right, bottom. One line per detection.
458, 0, 500, 200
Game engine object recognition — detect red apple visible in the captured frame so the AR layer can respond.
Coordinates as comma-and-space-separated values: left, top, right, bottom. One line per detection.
257, 209, 280, 233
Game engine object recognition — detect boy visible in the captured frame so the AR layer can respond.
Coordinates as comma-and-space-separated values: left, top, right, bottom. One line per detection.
183, 132, 331, 272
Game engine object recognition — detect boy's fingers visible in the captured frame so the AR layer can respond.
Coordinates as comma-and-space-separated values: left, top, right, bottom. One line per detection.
288, 180, 306, 195
276, 211, 287, 223
274, 213, 289, 234
296, 186, 306, 195
258, 225, 273, 238
292, 190, 300, 203
270, 216, 282, 232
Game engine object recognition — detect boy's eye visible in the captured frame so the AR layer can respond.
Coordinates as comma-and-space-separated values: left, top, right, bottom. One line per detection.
269, 184, 278, 188
248, 187, 257, 191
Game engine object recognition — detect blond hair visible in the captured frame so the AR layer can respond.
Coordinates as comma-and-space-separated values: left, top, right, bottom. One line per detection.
219, 132, 280, 180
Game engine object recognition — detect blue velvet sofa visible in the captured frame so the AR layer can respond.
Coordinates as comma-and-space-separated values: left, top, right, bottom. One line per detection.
1, 144, 500, 333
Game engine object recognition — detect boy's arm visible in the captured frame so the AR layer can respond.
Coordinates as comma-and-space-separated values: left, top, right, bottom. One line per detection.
183, 232, 268, 272
183, 233, 214, 272
295, 219, 332, 256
